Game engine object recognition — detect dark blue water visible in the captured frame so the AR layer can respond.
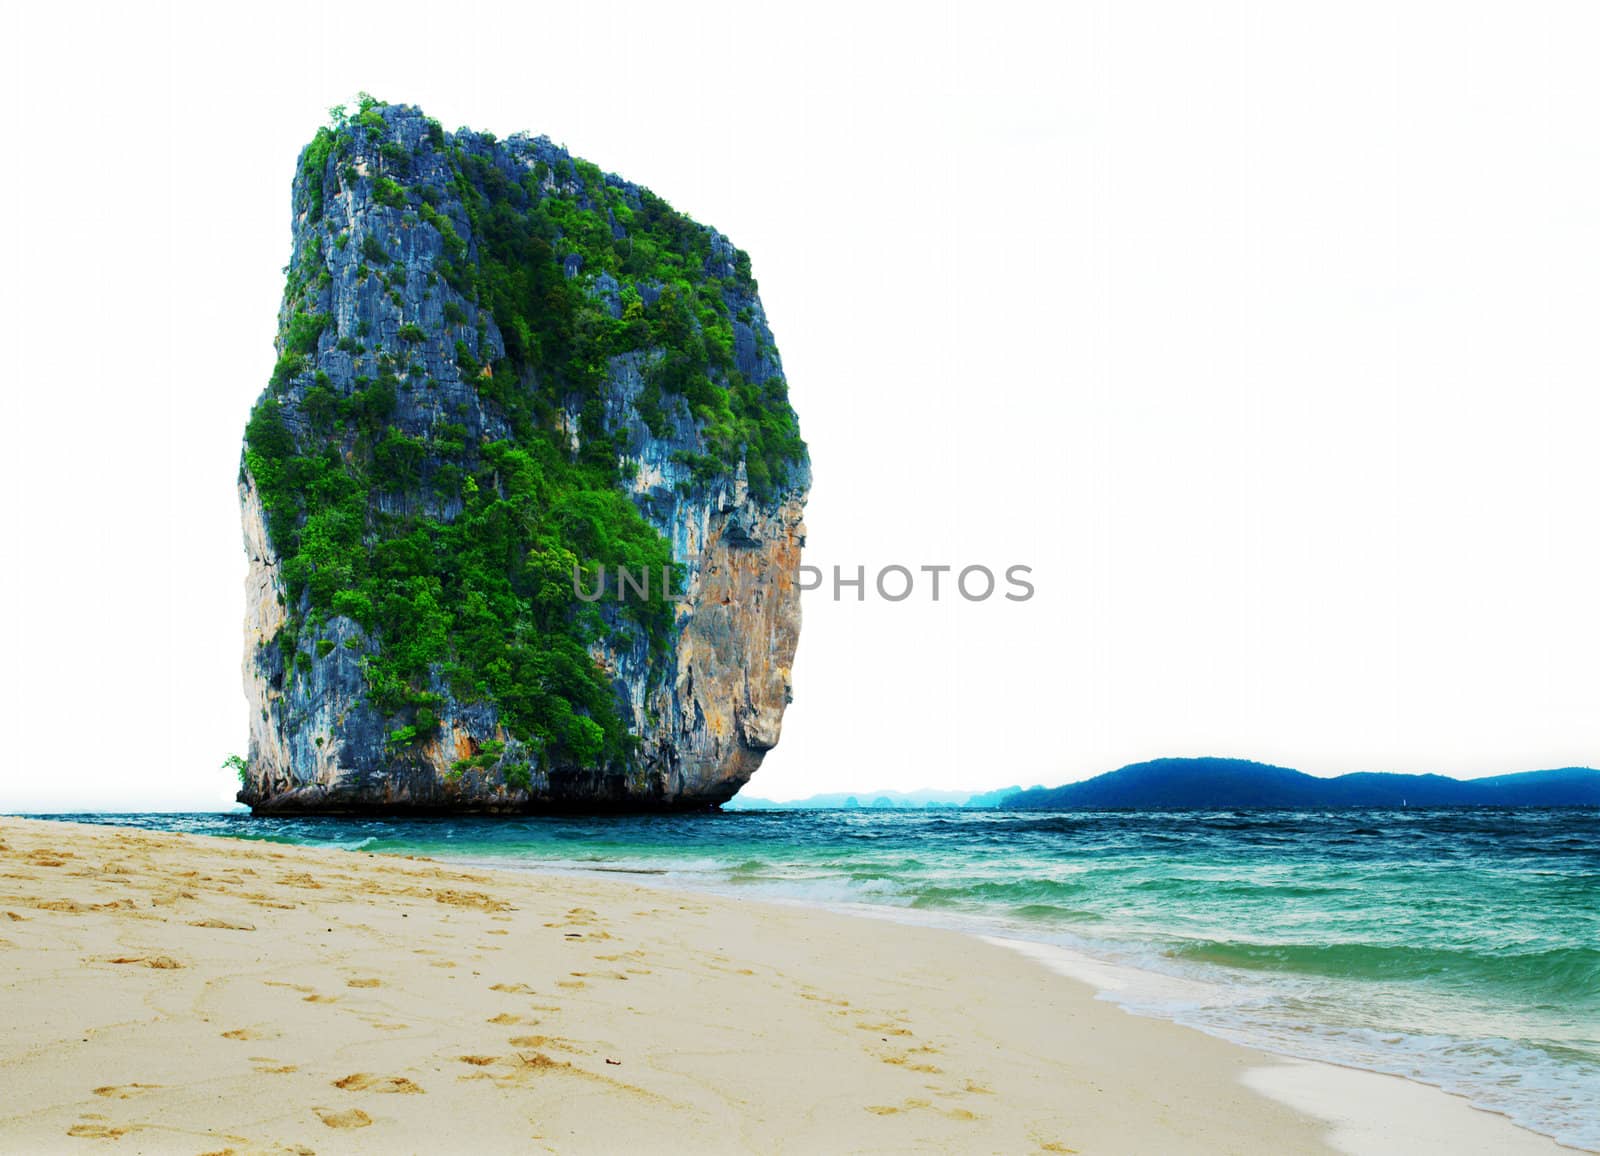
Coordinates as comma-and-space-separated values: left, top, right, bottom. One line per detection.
48, 808, 1600, 1148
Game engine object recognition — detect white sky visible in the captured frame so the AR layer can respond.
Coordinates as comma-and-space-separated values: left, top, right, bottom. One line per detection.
3, 1, 1598, 810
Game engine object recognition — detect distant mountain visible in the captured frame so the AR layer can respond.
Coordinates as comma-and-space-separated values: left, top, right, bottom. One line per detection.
724, 787, 1022, 811
1004, 759, 1600, 809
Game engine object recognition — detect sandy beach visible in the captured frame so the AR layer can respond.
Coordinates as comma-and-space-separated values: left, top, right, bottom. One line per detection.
0, 817, 1572, 1155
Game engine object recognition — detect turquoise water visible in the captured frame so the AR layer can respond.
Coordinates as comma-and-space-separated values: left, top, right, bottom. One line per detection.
55, 808, 1600, 1149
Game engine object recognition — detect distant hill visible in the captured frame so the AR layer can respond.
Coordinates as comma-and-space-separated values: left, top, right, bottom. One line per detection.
1004, 759, 1600, 809
724, 786, 1022, 811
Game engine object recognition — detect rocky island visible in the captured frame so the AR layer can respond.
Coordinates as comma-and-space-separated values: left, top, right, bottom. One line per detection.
238, 97, 808, 812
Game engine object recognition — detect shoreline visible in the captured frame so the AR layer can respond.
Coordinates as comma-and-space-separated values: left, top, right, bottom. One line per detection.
458, 855, 1593, 1156
0, 816, 1579, 1154
986, 936, 1587, 1156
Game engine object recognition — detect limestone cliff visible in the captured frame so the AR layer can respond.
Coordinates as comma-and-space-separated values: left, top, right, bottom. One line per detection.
238, 99, 807, 812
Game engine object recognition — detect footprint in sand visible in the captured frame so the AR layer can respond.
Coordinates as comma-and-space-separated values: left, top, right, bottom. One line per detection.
878, 1041, 944, 1075
865, 1097, 933, 1116
488, 982, 533, 994
799, 990, 849, 1007
107, 955, 183, 969
507, 1035, 583, 1054
66, 1123, 133, 1139
33, 899, 88, 913
333, 1073, 425, 1094
431, 889, 510, 913
244, 897, 297, 911
857, 1020, 913, 1037
544, 907, 603, 931
221, 1028, 277, 1041
314, 1107, 372, 1129
187, 919, 255, 931
92, 1083, 161, 1099
457, 1055, 498, 1066
346, 977, 382, 988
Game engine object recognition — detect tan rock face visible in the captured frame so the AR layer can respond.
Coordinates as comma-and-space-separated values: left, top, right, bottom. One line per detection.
240, 478, 371, 806
619, 488, 807, 805
240, 476, 289, 792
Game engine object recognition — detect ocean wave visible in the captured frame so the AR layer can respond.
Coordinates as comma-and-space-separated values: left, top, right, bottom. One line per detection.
1162, 938, 1600, 1004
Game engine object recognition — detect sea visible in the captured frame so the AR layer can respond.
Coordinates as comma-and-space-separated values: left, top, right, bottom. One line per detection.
53, 807, 1600, 1150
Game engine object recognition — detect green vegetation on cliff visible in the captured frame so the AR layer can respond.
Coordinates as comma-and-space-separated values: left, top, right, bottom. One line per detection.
243, 96, 803, 770
438, 126, 805, 499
